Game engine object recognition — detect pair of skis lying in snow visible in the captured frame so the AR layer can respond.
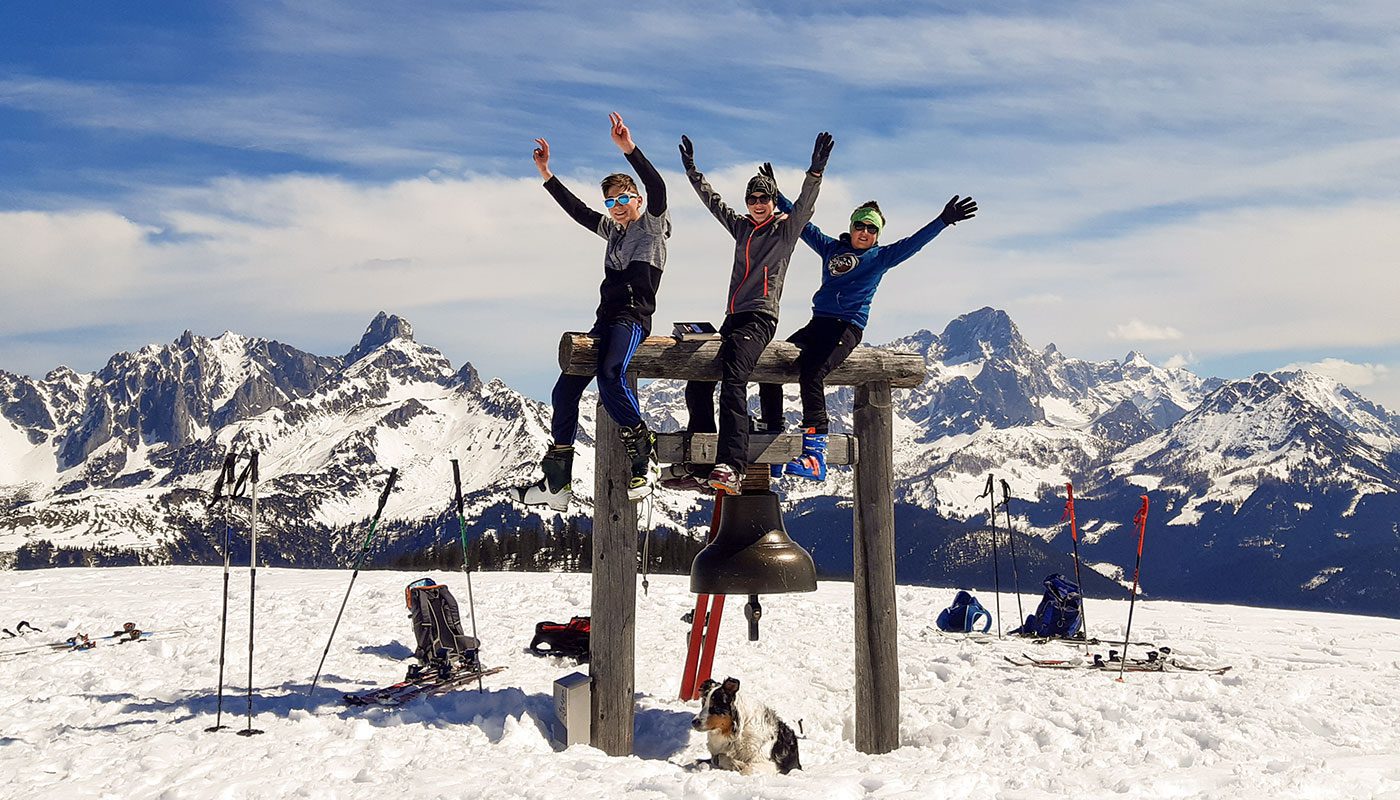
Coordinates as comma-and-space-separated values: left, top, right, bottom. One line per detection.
0, 623, 178, 659
341, 665, 507, 707
928, 628, 1156, 648
1003, 650, 1232, 675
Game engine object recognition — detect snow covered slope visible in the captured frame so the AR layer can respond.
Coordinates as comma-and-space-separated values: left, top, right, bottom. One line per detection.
1, 567, 1398, 799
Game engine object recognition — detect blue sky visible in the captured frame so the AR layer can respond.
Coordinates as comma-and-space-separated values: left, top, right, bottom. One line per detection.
2, 1, 1398, 408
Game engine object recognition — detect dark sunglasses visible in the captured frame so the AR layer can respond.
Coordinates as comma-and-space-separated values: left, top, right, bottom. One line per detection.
745, 193, 773, 205
604, 193, 638, 208
851, 222, 880, 234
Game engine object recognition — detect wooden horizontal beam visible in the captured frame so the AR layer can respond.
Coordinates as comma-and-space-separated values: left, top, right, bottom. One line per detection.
558, 333, 926, 389
655, 432, 857, 466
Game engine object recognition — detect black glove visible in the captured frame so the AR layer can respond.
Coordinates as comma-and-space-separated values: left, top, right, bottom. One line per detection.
809, 132, 834, 174
679, 135, 696, 172
940, 195, 977, 225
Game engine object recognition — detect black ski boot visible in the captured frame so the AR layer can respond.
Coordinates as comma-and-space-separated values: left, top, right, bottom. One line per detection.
512, 445, 574, 512
619, 423, 658, 501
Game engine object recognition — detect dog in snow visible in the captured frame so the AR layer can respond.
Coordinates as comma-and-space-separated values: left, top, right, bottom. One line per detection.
691, 677, 801, 775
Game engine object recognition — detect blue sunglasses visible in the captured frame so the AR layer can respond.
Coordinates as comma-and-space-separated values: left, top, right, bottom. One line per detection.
604, 193, 638, 208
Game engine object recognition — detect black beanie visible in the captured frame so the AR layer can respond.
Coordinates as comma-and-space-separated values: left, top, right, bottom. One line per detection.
745, 174, 777, 198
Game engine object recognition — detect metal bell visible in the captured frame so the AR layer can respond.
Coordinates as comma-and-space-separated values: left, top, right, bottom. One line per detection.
689, 491, 817, 595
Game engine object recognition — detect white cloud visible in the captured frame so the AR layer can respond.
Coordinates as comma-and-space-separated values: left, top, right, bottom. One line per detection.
1108, 320, 1184, 342
1164, 353, 1195, 370
1285, 358, 1390, 388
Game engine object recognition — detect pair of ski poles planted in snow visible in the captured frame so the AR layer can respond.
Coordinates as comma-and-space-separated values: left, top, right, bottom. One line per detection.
978, 474, 1026, 638
1056, 483, 1153, 680
308, 460, 483, 696
207, 450, 264, 736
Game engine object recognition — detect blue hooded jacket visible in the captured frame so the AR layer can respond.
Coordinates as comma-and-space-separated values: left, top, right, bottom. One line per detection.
777, 193, 947, 329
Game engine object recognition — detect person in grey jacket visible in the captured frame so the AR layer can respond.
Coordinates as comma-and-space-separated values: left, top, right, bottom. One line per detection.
512, 112, 669, 511
677, 131, 833, 494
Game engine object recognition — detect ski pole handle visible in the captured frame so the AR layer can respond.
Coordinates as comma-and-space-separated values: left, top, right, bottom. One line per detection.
999, 478, 1012, 506
980, 472, 993, 500
452, 459, 464, 517
210, 453, 236, 507
374, 468, 399, 520
1064, 482, 1078, 541
1134, 495, 1149, 556
233, 454, 253, 498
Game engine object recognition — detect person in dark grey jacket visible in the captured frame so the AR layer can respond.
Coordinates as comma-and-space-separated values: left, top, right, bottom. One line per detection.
677, 132, 833, 494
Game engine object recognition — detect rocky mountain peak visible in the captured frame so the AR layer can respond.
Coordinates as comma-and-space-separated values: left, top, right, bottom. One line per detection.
344, 312, 414, 366
938, 307, 1025, 365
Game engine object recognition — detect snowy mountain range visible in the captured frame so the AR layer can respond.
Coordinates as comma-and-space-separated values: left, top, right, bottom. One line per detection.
1, 309, 1397, 615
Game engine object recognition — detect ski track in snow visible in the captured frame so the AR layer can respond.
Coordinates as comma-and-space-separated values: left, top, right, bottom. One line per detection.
2, 567, 1399, 800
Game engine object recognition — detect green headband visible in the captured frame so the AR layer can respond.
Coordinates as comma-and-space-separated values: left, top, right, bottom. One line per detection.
850, 207, 884, 231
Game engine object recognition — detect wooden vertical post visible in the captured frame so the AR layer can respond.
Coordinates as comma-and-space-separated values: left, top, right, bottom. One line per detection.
590, 392, 637, 756
852, 380, 899, 754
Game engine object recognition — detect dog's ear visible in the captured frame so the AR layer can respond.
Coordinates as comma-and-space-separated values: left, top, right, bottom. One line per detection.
722, 677, 740, 695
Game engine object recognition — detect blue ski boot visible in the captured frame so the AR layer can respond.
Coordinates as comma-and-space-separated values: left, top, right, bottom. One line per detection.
784, 428, 828, 481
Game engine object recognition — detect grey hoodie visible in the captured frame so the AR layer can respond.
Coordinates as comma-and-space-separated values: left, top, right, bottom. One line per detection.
686, 166, 823, 320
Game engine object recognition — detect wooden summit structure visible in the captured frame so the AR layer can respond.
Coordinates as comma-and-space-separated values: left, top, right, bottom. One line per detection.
559, 332, 925, 757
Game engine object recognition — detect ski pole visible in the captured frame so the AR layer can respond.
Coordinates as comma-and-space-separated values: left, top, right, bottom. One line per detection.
205, 452, 238, 733
1118, 495, 1150, 682
238, 451, 264, 736
978, 474, 1003, 638
999, 479, 1025, 633
450, 459, 483, 693
309, 468, 399, 696
1063, 482, 1089, 650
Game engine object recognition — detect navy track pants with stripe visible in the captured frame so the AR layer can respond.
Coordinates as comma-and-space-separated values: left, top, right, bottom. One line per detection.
550, 320, 645, 445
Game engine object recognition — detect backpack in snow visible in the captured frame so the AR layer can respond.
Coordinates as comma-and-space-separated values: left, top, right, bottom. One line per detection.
936, 590, 992, 633
528, 616, 590, 662
1012, 574, 1083, 639
405, 577, 480, 679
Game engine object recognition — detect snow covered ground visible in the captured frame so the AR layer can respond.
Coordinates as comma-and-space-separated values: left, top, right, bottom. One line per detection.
2, 567, 1399, 799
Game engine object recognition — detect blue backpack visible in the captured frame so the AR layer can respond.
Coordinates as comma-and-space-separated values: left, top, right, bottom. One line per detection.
1013, 574, 1083, 639
936, 590, 993, 633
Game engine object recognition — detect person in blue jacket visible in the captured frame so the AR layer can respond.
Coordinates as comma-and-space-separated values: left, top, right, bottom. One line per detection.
758, 166, 977, 479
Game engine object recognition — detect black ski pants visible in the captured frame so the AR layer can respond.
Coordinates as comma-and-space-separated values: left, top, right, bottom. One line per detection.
759, 315, 863, 434
684, 311, 777, 470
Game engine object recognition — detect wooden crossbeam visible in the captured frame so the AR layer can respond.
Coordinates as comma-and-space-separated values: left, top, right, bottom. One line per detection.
654, 432, 857, 466
559, 333, 925, 389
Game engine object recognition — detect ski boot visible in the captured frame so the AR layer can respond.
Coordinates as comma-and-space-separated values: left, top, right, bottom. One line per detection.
619, 423, 659, 501
783, 428, 828, 481
658, 463, 711, 493
512, 445, 573, 512
707, 463, 742, 495
459, 648, 482, 674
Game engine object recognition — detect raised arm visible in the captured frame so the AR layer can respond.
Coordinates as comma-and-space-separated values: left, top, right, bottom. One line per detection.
534, 137, 605, 233
610, 112, 666, 216
766, 162, 837, 256
876, 195, 977, 267
680, 135, 746, 237
783, 132, 834, 240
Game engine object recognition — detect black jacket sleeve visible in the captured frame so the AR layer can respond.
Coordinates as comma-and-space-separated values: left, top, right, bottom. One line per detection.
624, 147, 666, 217
544, 176, 606, 234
